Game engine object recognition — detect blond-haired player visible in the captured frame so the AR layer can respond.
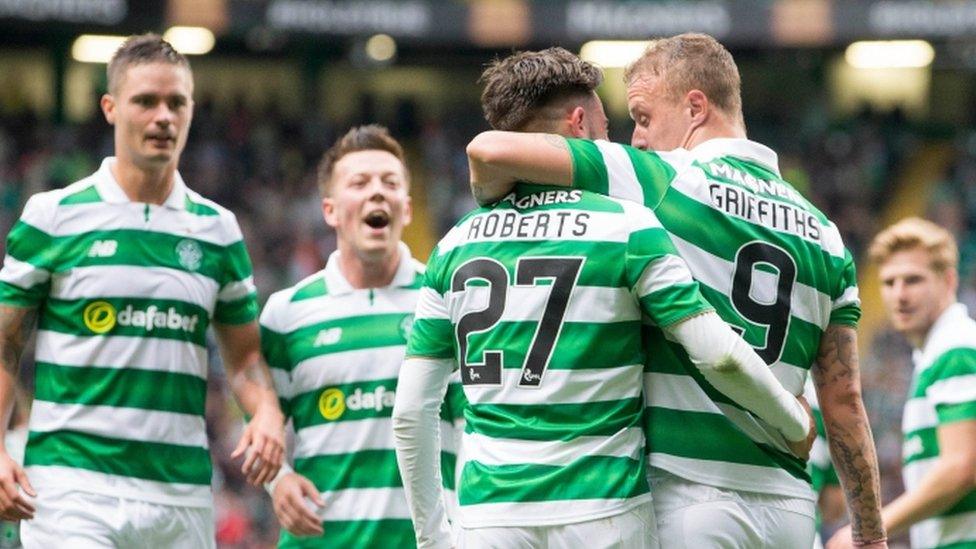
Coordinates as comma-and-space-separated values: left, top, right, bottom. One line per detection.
828, 218, 976, 549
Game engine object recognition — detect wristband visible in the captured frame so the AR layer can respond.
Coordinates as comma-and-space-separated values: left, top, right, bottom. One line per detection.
853, 537, 887, 547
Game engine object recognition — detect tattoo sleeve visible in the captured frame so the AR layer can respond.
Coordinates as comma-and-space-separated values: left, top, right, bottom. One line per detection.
0, 306, 36, 375
813, 324, 886, 543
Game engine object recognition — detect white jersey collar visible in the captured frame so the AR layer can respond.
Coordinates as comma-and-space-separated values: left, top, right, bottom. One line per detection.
690, 138, 781, 177
94, 157, 188, 210
918, 302, 969, 358
323, 241, 416, 295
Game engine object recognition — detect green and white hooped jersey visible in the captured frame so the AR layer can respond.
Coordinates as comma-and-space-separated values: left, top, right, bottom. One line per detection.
260, 244, 465, 548
0, 158, 258, 507
903, 303, 976, 549
407, 184, 712, 528
568, 138, 860, 500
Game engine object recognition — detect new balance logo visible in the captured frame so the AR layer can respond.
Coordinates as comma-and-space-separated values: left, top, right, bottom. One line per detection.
88, 240, 118, 257
314, 328, 342, 347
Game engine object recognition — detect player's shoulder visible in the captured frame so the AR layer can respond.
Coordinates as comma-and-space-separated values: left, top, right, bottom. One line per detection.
260, 270, 329, 326
183, 186, 234, 221
926, 309, 976, 361
601, 193, 664, 233
182, 186, 246, 242
15, 172, 102, 232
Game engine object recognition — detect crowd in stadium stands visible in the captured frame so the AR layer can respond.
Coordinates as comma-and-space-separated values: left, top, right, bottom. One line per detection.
0, 95, 965, 546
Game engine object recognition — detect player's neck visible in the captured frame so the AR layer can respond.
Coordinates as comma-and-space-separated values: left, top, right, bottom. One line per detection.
685, 116, 747, 150
111, 157, 177, 205
338, 245, 401, 289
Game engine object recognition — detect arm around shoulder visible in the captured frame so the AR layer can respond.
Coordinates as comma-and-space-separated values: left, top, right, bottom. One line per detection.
467, 131, 573, 205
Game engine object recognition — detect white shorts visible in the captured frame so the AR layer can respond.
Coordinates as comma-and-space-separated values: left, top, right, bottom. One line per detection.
650, 470, 815, 549
458, 501, 658, 549
21, 488, 214, 549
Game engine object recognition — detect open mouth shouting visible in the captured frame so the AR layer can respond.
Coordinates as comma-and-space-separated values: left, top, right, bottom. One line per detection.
364, 210, 391, 230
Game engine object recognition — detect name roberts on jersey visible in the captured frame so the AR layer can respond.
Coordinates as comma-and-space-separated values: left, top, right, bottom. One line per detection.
466, 190, 590, 242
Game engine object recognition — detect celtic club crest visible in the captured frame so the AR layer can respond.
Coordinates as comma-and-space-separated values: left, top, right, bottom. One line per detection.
176, 239, 203, 272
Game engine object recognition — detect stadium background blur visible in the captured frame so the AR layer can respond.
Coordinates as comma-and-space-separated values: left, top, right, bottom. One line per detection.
2, 1, 976, 546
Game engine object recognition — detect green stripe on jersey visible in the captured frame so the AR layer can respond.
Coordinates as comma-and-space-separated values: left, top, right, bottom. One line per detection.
5, 220, 54, 270
59, 185, 101, 205
568, 139, 675, 209
34, 362, 206, 415
459, 455, 647, 505
287, 313, 410, 368
463, 320, 642, 371
407, 318, 453, 359
184, 195, 219, 216
213, 294, 257, 325
648, 406, 809, 482
464, 398, 643, 442
943, 490, 976, 518
25, 429, 211, 485
0, 280, 49, 307
291, 277, 329, 302
914, 348, 976, 398
290, 379, 397, 430
30, 229, 232, 284
295, 449, 401, 491
260, 325, 291, 371
279, 519, 416, 549
39, 297, 209, 346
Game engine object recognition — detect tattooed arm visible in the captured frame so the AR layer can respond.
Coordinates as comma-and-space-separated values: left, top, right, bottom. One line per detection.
467, 131, 574, 205
814, 324, 887, 548
213, 321, 285, 486
0, 305, 37, 520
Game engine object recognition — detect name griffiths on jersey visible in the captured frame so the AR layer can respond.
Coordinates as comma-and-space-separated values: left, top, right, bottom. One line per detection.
467, 190, 590, 241
708, 182, 822, 243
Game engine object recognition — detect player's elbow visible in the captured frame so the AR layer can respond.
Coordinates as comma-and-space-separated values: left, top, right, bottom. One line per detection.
391, 400, 421, 439
467, 131, 511, 167
944, 453, 976, 491
818, 381, 864, 415
712, 355, 744, 374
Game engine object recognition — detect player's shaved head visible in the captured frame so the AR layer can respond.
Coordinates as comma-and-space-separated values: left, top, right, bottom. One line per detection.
479, 47, 603, 132
625, 33, 743, 127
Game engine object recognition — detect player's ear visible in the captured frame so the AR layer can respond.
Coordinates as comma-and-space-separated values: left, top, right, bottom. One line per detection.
686, 89, 709, 130
568, 106, 587, 138
322, 196, 338, 228
101, 94, 116, 125
401, 195, 413, 228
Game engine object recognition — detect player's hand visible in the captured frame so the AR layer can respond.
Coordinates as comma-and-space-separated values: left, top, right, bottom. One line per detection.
826, 525, 888, 549
785, 394, 816, 460
0, 451, 35, 521
231, 403, 285, 486
272, 473, 325, 537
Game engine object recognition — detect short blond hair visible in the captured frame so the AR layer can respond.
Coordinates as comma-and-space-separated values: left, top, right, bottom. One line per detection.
868, 217, 958, 274
624, 33, 743, 125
